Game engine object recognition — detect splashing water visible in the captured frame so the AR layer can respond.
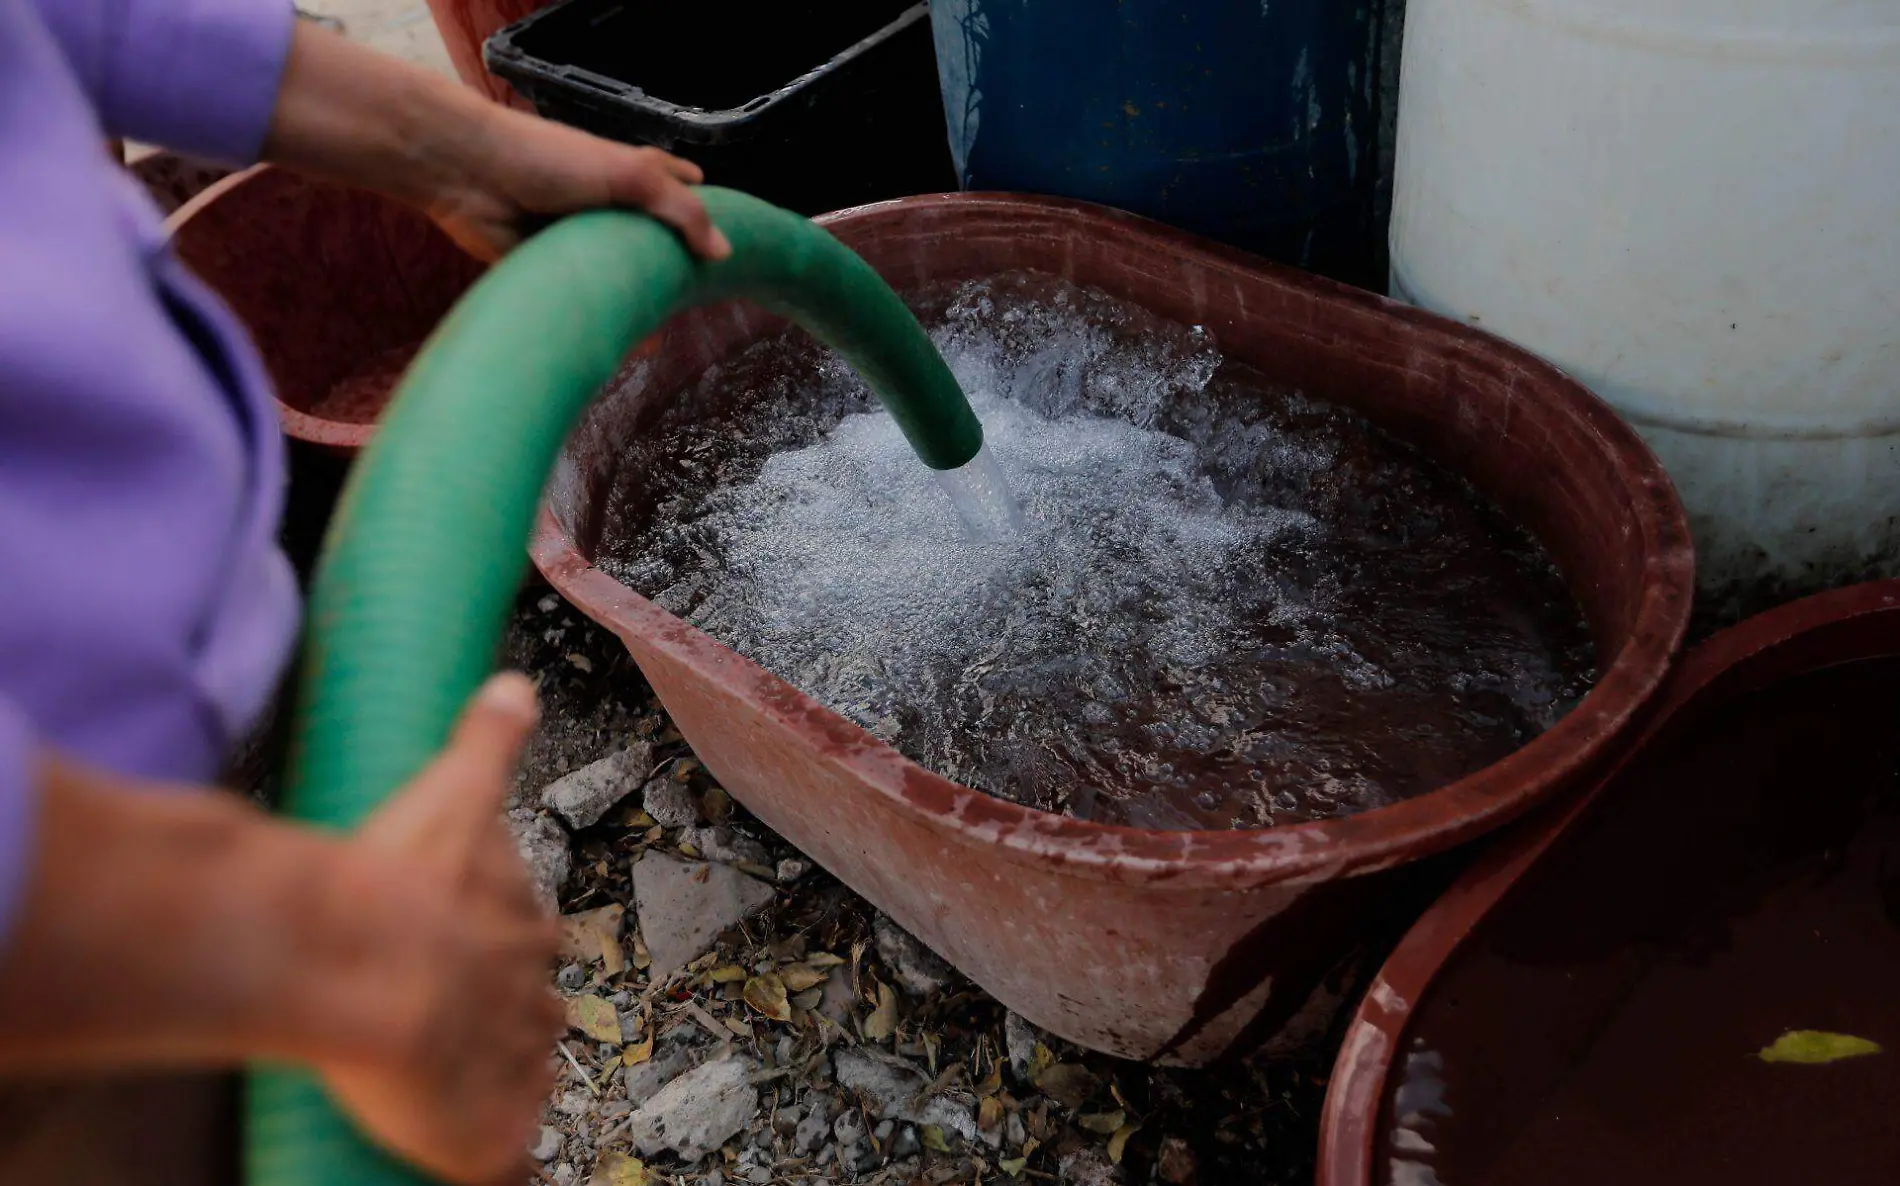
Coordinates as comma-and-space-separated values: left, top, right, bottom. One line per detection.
597, 274, 1594, 830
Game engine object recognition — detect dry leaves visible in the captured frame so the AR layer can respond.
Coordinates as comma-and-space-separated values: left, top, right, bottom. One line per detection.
560, 905, 626, 976
588, 1151, 647, 1186
709, 964, 748, 984
1078, 1110, 1125, 1135
920, 1124, 952, 1154
862, 979, 899, 1043
1108, 1121, 1140, 1165
565, 995, 621, 1045
744, 972, 792, 1022
780, 963, 829, 993
622, 1034, 653, 1067
978, 1096, 1004, 1132
1034, 1062, 1099, 1110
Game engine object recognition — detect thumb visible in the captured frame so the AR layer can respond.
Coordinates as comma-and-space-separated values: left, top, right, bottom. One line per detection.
432, 672, 540, 814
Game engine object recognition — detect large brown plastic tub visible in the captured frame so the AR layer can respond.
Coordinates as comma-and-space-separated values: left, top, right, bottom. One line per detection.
532, 194, 1694, 1064
166, 165, 484, 455
1319, 580, 1900, 1185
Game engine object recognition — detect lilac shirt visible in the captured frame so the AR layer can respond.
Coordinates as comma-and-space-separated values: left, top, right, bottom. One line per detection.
0, 1, 301, 936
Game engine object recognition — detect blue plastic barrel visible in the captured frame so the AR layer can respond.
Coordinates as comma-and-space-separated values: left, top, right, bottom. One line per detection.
928, 0, 1384, 280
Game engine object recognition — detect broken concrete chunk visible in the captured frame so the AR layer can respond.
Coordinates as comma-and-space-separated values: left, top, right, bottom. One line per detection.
542, 742, 657, 830
680, 824, 771, 869
632, 851, 775, 978
643, 777, 701, 829
1004, 1011, 1043, 1083
873, 914, 957, 997
529, 1125, 563, 1162
623, 1022, 717, 1108
833, 1046, 977, 1143
624, 1056, 759, 1163
506, 808, 571, 908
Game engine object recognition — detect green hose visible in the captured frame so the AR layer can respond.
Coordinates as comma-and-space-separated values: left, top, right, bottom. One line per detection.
247, 188, 983, 1185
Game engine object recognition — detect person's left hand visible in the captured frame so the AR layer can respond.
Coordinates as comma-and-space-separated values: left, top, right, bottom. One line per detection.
424, 103, 732, 263
265, 23, 732, 265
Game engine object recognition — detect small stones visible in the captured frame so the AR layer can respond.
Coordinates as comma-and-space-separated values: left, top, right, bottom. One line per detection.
543, 743, 658, 829
557, 962, 588, 991
530, 1125, 564, 1162
1157, 1136, 1200, 1185
776, 857, 809, 883
833, 1046, 977, 1142
1005, 1012, 1044, 1083
624, 1057, 760, 1163
872, 915, 957, 998
1058, 1148, 1124, 1186
680, 824, 772, 869
506, 808, 571, 908
631, 851, 775, 978
891, 1126, 921, 1158
794, 1106, 832, 1155
644, 777, 701, 829
623, 1023, 716, 1108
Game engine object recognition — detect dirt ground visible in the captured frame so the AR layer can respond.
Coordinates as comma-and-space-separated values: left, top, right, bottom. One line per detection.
500, 588, 1334, 1186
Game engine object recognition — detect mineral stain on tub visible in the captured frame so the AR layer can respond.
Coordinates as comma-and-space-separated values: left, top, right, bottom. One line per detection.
596, 273, 1595, 830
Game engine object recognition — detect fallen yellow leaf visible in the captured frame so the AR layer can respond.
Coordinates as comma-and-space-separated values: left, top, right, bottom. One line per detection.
979, 1096, 1004, 1132
921, 1124, 952, 1153
1078, 1110, 1125, 1135
559, 906, 624, 966
977, 1064, 1004, 1098
780, 964, 829, 993
709, 965, 749, 983
565, 995, 621, 1045
862, 980, 899, 1043
805, 952, 846, 970
589, 1151, 648, 1186
744, 972, 793, 1022
623, 1035, 654, 1066
999, 1158, 1026, 1178
1758, 1030, 1883, 1064
1107, 1122, 1139, 1165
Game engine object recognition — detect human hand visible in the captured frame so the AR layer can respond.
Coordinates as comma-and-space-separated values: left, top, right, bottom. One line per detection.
424, 104, 732, 264
315, 673, 563, 1185
266, 22, 730, 266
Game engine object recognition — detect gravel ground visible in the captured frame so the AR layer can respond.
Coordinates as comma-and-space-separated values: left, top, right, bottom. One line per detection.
501, 589, 1332, 1186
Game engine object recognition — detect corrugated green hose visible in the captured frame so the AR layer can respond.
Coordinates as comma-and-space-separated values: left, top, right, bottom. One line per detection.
247, 188, 982, 1186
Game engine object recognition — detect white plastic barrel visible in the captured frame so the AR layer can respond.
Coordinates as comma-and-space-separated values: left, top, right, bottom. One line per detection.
1390, 0, 1900, 606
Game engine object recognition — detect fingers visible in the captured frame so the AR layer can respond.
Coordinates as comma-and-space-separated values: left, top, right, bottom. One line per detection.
607, 150, 731, 261
435, 672, 539, 816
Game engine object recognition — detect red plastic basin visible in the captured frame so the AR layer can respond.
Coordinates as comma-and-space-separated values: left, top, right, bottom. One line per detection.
533, 193, 1694, 1065
164, 165, 484, 455
1319, 580, 1900, 1185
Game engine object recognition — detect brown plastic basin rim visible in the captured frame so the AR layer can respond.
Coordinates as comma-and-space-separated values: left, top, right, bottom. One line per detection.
164, 164, 378, 455
531, 191, 1694, 891
1314, 578, 1900, 1186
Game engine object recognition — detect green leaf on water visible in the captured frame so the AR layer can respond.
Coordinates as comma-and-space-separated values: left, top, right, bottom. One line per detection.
1757, 1030, 1883, 1065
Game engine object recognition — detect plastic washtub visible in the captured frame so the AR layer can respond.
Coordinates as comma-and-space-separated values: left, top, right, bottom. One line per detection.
1319, 580, 1900, 1186
166, 166, 485, 455
532, 193, 1695, 1065
484, 0, 959, 216
1390, 0, 1900, 612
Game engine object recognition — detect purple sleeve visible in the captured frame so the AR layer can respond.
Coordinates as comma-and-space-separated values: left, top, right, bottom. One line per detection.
32, 0, 296, 164
0, 702, 39, 947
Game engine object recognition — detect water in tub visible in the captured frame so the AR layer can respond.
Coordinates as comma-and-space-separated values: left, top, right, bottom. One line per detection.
597, 273, 1594, 831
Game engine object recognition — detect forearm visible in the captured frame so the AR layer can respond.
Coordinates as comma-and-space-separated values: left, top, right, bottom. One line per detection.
263, 21, 493, 212
0, 755, 390, 1073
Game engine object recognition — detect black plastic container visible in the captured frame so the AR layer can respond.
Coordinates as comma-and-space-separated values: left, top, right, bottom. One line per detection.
485, 0, 958, 216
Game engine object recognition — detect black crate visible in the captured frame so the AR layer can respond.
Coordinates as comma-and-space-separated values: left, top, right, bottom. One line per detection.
485, 0, 959, 216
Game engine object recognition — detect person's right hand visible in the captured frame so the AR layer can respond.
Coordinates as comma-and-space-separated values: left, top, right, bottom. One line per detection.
314, 673, 563, 1185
